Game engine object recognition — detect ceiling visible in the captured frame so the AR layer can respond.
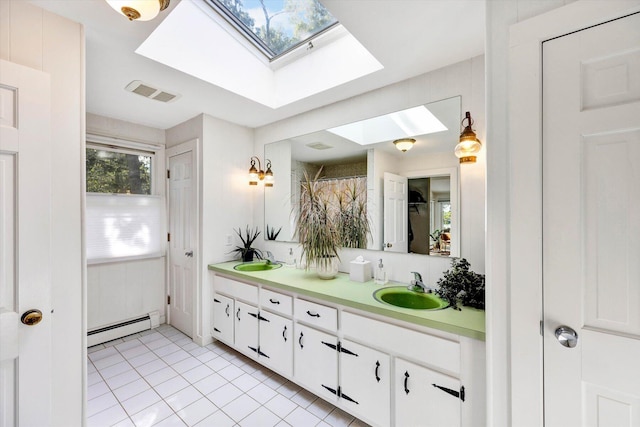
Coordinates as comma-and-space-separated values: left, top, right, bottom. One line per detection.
30, 0, 485, 130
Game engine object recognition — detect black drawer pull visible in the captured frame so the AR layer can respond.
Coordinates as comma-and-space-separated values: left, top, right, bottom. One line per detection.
299, 331, 304, 349
306, 311, 320, 318
283, 326, 287, 342
375, 361, 381, 383
269, 298, 280, 305
225, 304, 230, 317
236, 308, 240, 321
404, 371, 410, 394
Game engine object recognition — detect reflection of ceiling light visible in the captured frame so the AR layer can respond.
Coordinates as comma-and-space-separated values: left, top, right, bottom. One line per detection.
105, 0, 170, 21
455, 111, 482, 163
393, 138, 416, 152
326, 106, 447, 145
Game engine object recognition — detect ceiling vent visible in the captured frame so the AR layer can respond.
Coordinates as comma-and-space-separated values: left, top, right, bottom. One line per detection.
306, 142, 333, 150
125, 80, 180, 103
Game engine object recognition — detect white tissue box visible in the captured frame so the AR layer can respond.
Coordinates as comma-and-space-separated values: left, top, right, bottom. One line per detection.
350, 259, 372, 282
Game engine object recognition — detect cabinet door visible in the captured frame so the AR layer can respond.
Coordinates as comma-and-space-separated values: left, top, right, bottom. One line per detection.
212, 294, 234, 344
234, 300, 259, 359
395, 358, 462, 427
258, 311, 293, 377
294, 323, 338, 403
339, 339, 390, 427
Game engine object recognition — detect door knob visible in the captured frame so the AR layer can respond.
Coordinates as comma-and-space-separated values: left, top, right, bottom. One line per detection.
21, 309, 43, 326
555, 325, 578, 348
185, 251, 193, 257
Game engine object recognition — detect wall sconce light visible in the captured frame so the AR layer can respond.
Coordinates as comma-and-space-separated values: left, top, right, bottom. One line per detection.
105, 0, 170, 21
393, 138, 416, 152
249, 157, 274, 187
455, 111, 482, 164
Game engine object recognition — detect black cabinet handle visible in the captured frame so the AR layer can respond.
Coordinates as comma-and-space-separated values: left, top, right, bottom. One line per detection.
214, 298, 221, 303
299, 331, 304, 349
306, 311, 320, 318
236, 308, 240, 321
322, 341, 337, 351
269, 298, 280, 305
404, 371, 410, 394
213, 327, 221, 333
432, 384, 465, 402
375, 361, 381, 383
283, 326, 287, 342
225, 304, 230, 317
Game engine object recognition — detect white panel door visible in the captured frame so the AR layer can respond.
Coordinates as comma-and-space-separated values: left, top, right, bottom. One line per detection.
543, 13, 640, 426
168, 146, 196, 337
383, 172, 408, 253
259, 310, 293, 377
0, 60, 51, 426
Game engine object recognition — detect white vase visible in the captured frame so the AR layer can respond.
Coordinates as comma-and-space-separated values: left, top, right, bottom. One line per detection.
316, 257, 339, 280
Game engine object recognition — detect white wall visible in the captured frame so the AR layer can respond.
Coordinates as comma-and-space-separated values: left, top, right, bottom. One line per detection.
0, 1, 85, 424
166, 113, 254, 346
254, 56, 485, 288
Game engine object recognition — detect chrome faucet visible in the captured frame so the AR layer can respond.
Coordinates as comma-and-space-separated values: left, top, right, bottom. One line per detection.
409, 272, 432, 293
265, 251, 276, 264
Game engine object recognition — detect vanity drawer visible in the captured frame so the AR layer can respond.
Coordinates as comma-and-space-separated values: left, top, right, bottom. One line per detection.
260, 288, 292, 316
294, 299, 338, 332
214, 276, 258, 305
341, 311, 461, 375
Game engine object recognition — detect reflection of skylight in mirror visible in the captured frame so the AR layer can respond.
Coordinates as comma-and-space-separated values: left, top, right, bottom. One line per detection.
326, 106, 448, 146
206, 0, 339, 59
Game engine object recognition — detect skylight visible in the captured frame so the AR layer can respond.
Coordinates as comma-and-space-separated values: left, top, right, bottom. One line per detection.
206, 0, 339, 60
326, 106, 448, 146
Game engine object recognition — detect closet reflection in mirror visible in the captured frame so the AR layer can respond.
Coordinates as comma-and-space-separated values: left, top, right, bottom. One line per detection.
264, 96, 461, 257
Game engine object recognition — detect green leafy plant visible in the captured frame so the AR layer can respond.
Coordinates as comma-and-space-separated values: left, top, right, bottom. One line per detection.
295, 169, 340, 272
230, 226, 263, 262
335, 179, 371, 249
435, 258, 485, 310
265, 225, 282, 241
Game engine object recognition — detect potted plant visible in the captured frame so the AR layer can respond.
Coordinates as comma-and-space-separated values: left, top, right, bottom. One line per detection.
295, 169, 340, 279
230, 226, 263, 262
435, 258, 485, 310
335, 178, 371, 249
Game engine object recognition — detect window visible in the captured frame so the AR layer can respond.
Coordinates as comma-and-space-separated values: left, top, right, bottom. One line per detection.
85, 142, 164, 263
86, 145, 153, 194
207, 0, 339, 59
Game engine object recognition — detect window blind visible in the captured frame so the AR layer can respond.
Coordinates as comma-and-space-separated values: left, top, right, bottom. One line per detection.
86, 194, 164, 263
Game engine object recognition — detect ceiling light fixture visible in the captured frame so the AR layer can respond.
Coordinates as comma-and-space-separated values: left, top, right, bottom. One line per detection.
455, 111, 482, 164
105, 0, 170, 21
249, 157, 274, 187
393, 138, 416, 152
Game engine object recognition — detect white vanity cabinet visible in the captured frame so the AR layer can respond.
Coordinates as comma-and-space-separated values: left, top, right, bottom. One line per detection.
395, 358, 463, 427
258, 310, 293, 377
234, 300, 259, 359
339, 339, 391, 426
211, 271, 484, 427
212, 293, 234, 345
294, 323, 339, 403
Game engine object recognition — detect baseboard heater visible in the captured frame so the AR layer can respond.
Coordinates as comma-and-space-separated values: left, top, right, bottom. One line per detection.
87, 311, 160, 347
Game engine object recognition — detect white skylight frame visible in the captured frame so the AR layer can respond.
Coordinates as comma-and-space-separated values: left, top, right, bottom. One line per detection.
135, 0, 383, 108
204, 0, 340, 61
326, 106, 448, 145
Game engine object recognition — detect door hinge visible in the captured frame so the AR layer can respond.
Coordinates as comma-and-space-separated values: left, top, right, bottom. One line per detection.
167, 295, 171, 305
167, 233, 171, 242
540, 320, 544, 336
167, 169, 170, 179
432, 384, 465, 402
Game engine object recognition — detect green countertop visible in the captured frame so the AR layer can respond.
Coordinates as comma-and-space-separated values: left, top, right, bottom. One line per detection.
209, 262, 485, 341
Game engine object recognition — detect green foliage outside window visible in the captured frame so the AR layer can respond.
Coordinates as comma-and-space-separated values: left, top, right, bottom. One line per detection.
86, 147, 151, 194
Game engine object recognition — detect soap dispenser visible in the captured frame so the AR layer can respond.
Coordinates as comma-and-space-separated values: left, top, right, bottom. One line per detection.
285, 248, 296, 268
375, 259, 387, 285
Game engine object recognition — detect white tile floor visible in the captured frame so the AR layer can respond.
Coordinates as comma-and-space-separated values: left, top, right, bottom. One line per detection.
87, 325, 370, 427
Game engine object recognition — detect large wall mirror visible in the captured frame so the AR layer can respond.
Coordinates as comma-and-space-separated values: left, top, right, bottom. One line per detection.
264, 96, 461, 257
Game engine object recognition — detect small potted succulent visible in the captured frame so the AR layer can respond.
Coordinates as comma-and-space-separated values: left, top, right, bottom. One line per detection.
230, 226, 263, 262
